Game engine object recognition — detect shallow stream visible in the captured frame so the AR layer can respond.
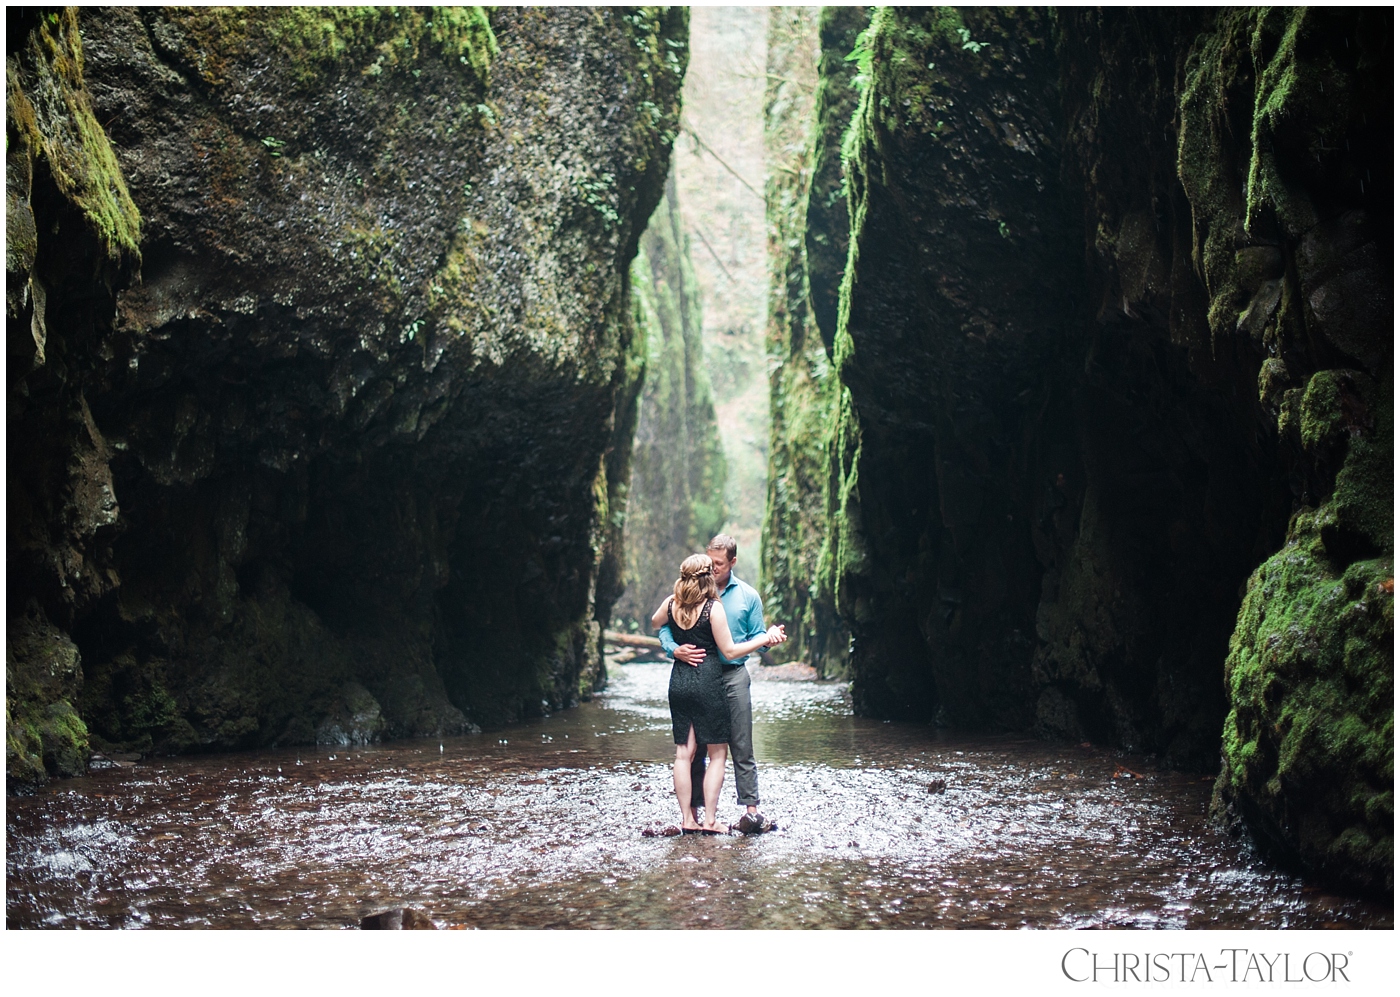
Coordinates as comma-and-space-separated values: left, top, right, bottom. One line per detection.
7, 661, 1392, 929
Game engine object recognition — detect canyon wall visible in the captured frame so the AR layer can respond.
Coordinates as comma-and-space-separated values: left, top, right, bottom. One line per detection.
766, 7, 1390, 894
760, 6, 865, 677
759, 7, 829, 669
8, 6, 687, 787
612, 172, 726, 628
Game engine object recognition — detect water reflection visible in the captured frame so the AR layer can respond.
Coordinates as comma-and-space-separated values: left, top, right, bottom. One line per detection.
6, 662, 1391, 929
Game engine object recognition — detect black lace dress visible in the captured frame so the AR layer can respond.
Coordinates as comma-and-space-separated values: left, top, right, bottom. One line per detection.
667, 599, 729, 745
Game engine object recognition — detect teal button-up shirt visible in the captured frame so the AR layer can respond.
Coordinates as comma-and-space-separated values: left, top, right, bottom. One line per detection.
658, 573, 766, 665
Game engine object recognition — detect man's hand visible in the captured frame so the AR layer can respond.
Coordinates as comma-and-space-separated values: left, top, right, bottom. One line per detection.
673, 643, 704, 667
766, 624, 787, 646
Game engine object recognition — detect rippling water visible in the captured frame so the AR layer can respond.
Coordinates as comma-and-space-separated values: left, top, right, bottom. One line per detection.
6, 661, 1392, 928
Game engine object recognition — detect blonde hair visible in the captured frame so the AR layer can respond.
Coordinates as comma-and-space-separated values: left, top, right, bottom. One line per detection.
671, 554, 717, 630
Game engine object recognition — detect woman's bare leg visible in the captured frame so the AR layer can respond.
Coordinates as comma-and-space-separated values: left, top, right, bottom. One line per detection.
674, 726, 700, 829
702, 742, 728, 829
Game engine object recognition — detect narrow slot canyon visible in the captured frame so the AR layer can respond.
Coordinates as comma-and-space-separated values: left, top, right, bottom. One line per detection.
6, 7, 1392, 931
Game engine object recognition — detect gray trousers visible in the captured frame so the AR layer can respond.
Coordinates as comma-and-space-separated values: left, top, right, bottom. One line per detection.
690, 663, 758, 808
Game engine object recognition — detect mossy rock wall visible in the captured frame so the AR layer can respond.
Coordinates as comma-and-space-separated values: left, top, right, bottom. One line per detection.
7, 6, 687, 780
1057, 7, 1392, 894
1175, 8, 1391, 895
6, 607, 90, 792
1038, 9, 1294, 769
803, 7, 868, 358
827, 8, 1080, 724
777, 7, 1390, 893
612, 172, 727, 627
758, 7, 852, 675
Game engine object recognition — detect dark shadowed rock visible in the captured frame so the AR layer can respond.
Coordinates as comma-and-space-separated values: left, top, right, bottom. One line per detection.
830, 8, 1078, 728
360, 907, 437, 930
7, 8, 688, 778
768, 6, 1390, 896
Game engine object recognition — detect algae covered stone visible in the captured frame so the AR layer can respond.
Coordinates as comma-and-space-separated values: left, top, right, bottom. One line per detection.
1216, 375, 1393, 895
6, 607, 90, 791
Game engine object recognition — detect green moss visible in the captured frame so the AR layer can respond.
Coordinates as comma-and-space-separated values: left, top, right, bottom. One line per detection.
1178, 8, 1361, 351
761, 8, 852, 674
1299, 369, 1349, 453
1245, 8, 1330, 237
804, 7, 869, 351
341, 221, 408, 315
1218, 376, 1393, 894
813, 3, 900, 660
6, 607, 92, 786
1325, 379, 1392, 553
428, 220, 495, 340
163, 6, 498, 89
1176, 10, 1257, 349
816, 386, 869, 623
5, 702, 48, 791
38, 700, 90, 778
7, 8, 142, 261
79, 652, 184, 753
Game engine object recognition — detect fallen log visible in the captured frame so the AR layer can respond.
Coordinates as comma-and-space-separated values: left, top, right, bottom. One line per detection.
603, 630, 662, 649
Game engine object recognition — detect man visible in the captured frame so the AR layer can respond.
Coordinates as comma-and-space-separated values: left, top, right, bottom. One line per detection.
658, 534, 785, 833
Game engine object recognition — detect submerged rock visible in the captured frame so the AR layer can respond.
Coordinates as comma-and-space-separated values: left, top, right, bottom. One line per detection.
360, 908, 438, 930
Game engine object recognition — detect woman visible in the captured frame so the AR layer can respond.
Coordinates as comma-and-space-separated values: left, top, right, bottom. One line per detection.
651, 554, 782, 832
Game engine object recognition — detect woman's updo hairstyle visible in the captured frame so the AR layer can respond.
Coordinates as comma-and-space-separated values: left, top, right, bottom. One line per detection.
671, 553, 718, 628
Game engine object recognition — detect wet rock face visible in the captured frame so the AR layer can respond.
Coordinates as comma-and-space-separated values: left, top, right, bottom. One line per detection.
804, 6, 1391, 893
7, 7, 687, 765
834, 8, 1079, 724
1221, 386, 1393, 897
759, 7, 851, 676
6, 607, 90, 792
1171, 9, 1391, 896
1040, 9, 1293, 770
803, 6, 867, 357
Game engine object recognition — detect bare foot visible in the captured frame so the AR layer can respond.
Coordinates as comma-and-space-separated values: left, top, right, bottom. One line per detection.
702, 819, 727, 834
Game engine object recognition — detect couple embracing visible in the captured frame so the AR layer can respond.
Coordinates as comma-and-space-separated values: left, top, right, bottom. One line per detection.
650, 534, 786, 833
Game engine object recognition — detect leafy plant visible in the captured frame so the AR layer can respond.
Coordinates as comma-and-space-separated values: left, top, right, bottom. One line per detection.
844, 23, 875, 91
958, 27, 988, 54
